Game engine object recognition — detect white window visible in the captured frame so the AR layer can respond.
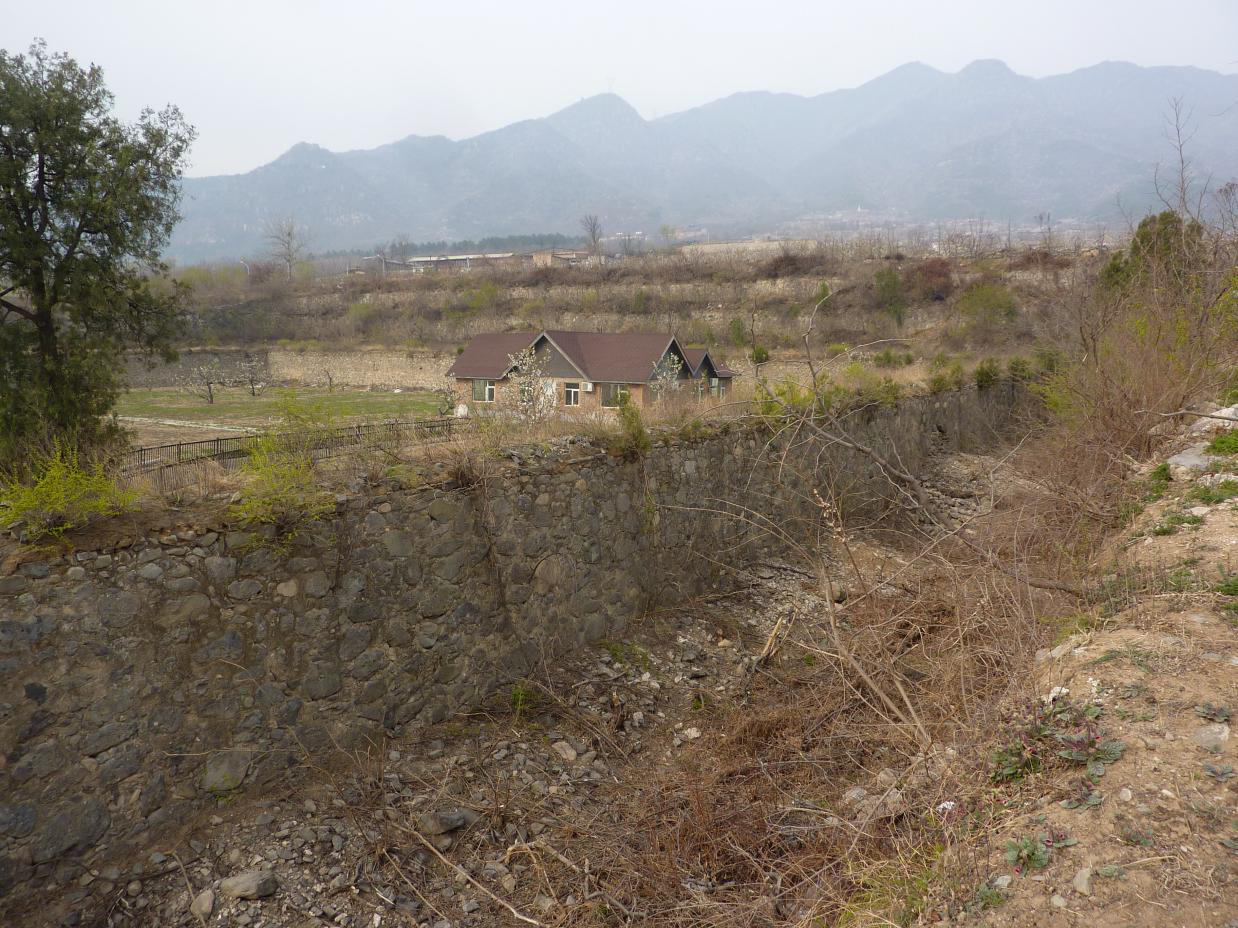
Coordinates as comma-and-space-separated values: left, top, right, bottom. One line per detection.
564, 382, 580, 406
472, 379, 495, 402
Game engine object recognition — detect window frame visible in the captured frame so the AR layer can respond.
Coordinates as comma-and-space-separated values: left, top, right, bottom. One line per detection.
472, 378, 496, 403
564, 381, 580, 406
600, 383, 631, 408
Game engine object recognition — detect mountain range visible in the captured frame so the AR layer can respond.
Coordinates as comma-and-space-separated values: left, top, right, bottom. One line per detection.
170, 60, 1238, 262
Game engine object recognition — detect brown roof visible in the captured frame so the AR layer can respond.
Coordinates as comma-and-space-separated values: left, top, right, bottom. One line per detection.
682, 347, 736, 379
448, 330, 738, 383
446, 332, 538, 379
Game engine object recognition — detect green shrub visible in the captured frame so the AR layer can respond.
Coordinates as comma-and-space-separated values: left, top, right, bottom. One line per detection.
825, 342, 849, 357
231, 437, 335, 540
750, 345, 770, 364
611, 398, 651, 458
1007, 356, 1033, 381
728, 317, 747, 347
1206, 430, 1238, 455
958, 282, 1017, 336
973, 358, 1002, 389
0, 444, 137, 542
928, 358, 966, 393
873, 348, 914, 368
872, 267, 906, 326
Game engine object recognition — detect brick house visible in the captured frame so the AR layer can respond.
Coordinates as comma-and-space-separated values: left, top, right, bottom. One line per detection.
446, 330, 735, 414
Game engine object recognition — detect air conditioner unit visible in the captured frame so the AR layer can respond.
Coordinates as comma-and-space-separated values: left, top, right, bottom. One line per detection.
582, 382, 594, 392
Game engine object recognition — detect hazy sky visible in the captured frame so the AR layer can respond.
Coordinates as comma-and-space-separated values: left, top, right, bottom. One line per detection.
8, 0, 1238, 176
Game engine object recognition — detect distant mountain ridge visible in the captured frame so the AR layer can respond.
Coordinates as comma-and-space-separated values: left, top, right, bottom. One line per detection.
170, 60, 1238, 262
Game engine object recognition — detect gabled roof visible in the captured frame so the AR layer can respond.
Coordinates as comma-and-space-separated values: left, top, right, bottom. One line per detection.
446, 332, 538, 379
448, 330, 738, 382
682, 347, 736, 379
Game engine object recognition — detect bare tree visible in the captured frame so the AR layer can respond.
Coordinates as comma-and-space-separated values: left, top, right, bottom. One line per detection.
237, 354, 268, 397
649, 353, 684, 403
580, 214, 603, 256
180, 358, 225, 405
265, 217, 308, 280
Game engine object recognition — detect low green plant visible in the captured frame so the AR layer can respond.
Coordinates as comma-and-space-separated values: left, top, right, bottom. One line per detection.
750, 345, 770, 364
1003, 834, 1051, 871
1151, 511, 1204, 535
0, 444, 137, 542
1216, 571, 1238, 597
973, 357, 1002, 389
1189, 480, 1238, 504
1205, 430, 1238, 455
610, 398, 651, 458
510, 680, 539, 719
1056, 734, 1126, 781
231, 436, 335, 542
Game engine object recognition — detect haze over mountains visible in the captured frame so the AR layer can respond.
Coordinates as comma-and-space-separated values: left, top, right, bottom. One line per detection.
170, 60, 1238, 262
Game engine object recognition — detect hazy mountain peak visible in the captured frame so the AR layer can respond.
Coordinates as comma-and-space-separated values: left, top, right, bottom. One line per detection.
956, 58, 1020, 81
171, 60, 1238, 261
547, 92, 645, 128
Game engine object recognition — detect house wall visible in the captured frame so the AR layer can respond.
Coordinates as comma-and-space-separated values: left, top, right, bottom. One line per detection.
0, 383, 1026, 917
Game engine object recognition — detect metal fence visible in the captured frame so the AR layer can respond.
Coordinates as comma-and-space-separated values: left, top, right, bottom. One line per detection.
121, 417, 464, 492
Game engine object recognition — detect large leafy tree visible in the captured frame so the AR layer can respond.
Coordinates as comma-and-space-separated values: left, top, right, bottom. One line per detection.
0, 40, 194, 462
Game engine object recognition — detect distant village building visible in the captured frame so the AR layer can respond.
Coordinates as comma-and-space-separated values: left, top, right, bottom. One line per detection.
447, 330, 734, 414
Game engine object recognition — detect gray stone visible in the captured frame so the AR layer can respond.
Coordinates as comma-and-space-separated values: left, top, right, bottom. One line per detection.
1072, 867, 1092, 896
99, 591, 142, 628
1192, 722, 1230, 750
219, 870, 277, 899
137, 562, 164, 581
303, 669, 342, 700
0, 574, 30, 595
204, 556, 237, 583
227, 578, 263, 600
303, 571, 331, 598
83, 720, 137, 756
382, 530, 414, 557
339, 625, 371, 661
30, 800, 109, 863
0, 803, 37, 838
190, 887, 215, 919
201, 750, 252, 792
416, 807, 480, 836
992, 875, 1012, 890
164, 577, 200, 593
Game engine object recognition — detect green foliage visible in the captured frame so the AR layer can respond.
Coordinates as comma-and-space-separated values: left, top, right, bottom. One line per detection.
464, 280, 500, 312
1206, 430, 1238, 455
872, 267, 906, 326
0, 443, 136, 542
0, 42, 195, 464
631, 288, 651, 314
927, 356, 966, 393
229, 395, 337, 540
825, 342, 850, 357
957, 282, 1017, 334
1003, 834, 1051, 871
1151, 511, 1204, 535
873, 348, 914, 368
973, 357, 1002, 389
509, 680, 539, 719
750, 345, 770, 364
1099, 210, 1207, 292
1056, 736, 1126, 781
1007, 356, 1033, 382
990, 697, 1107, 784
1188, 480, 1238, 504
728, 317, 747, 347
610, 397, 651, 458
1214, 572, 1238, 597
991, 743, 1042, 783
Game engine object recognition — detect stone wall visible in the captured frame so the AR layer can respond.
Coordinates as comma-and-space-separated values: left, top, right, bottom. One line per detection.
0, 384, 1023, 914
124, 348, 269, 389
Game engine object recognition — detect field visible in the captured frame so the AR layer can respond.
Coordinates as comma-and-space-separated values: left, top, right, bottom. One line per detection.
116, 387, 441, 447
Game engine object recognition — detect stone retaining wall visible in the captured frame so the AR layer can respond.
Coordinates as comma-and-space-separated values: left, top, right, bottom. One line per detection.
0, 384, 1023, 914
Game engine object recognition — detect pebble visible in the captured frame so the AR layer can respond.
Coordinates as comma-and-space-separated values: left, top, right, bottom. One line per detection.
993, 875, 1012, 890
1118, 788, 1132, 802
1072, 867, 1092, 896
190, 888, 215, 919
551, 741, 578, 763
1050, 894, 1068, 908
220, 870, 278, 900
